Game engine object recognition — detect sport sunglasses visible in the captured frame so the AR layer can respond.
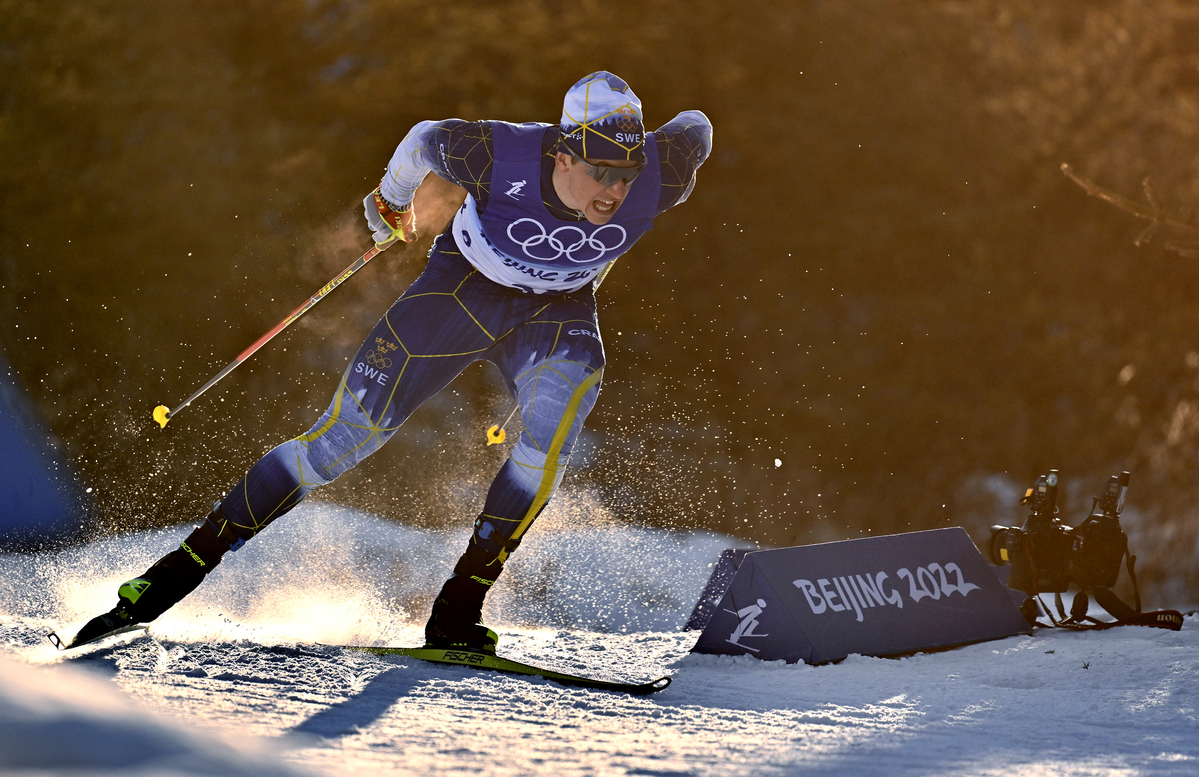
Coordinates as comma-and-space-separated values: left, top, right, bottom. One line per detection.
569, 151, 645, 187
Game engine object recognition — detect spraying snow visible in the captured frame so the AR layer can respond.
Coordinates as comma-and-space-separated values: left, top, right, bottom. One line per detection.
2, 501, 1196, 776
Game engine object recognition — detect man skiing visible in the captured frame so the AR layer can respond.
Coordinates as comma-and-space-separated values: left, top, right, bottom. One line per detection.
66, 72, 712, 653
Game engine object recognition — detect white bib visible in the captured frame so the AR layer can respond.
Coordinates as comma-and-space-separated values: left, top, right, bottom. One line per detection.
451, 196, 609, 294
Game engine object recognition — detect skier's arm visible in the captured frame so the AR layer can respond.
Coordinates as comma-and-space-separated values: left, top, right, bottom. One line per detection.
364, 119, 495, 248
654, 110, 713, 212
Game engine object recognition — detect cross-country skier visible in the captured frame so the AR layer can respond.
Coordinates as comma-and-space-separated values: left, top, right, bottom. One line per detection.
67, 72, 712, 653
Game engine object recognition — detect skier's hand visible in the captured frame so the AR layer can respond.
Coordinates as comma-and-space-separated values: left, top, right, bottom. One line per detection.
364, 188, 417, 249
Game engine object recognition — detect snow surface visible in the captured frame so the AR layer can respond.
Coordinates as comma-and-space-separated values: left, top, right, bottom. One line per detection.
1, 501, 1197, 776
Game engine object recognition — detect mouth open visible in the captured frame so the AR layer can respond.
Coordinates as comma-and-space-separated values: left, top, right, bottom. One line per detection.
593, 198, 618, 214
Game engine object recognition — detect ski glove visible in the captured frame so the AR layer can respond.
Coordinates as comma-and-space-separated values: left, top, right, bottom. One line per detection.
364, 187, 417, 249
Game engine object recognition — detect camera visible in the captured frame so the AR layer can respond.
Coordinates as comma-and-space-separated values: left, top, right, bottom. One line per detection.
988, 470, 1131, 596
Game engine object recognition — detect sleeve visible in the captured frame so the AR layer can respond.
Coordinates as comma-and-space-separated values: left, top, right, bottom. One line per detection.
378, 119, 495, 208
653, 110, 713, 213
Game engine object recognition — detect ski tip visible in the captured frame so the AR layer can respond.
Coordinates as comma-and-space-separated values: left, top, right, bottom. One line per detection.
46, 631, 68, 651
153, 405, 171, 428
623, 676, 672, 695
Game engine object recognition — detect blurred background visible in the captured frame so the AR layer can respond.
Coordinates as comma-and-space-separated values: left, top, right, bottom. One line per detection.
2, 0, 1198, 606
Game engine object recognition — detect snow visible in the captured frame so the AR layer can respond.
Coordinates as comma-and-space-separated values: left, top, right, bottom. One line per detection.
1, 501, 1197, 776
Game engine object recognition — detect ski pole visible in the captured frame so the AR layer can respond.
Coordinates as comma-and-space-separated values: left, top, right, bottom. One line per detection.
486, 402, 519, 446
153, 243, 385, 428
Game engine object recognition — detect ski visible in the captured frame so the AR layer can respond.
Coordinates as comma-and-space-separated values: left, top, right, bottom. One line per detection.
344, 645, 672, 695
47, 612, 145, 651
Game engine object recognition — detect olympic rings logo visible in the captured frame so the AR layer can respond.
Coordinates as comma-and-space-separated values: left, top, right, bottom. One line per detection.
365, 350, 392, 368
506, 219, 627, 264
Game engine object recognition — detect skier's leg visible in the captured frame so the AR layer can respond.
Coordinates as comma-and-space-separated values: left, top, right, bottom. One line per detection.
113, 249, 496, 626
427, 293, 605, 649
213, 253, 499, 545
115, 511, 238, 623
61, 514, 239, 644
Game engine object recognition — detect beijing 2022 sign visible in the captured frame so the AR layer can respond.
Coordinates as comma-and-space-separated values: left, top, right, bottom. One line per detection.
690, 528, 1030, 664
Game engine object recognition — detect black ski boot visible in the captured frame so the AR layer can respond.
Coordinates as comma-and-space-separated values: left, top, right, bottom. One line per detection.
54, 516, 232, 649
424, 574, 499, 654
423, 539, 507, 654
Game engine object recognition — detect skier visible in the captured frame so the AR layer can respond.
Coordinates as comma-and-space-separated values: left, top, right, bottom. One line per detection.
68, 72, 712, 653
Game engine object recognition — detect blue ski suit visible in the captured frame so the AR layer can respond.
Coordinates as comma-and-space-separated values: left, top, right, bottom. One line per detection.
209, 112, 711, 575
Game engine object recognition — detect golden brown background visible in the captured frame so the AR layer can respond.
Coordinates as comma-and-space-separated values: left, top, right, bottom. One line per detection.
3, 1, 1198, 603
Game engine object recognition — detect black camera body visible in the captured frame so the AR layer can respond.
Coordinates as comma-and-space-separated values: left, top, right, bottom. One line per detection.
989, 470, 1130, 596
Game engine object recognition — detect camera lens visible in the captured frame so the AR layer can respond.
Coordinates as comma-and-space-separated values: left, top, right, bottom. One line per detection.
989, 525, 1017, 566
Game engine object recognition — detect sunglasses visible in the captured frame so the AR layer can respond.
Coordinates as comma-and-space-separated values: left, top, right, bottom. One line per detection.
569, 151, 645, 187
